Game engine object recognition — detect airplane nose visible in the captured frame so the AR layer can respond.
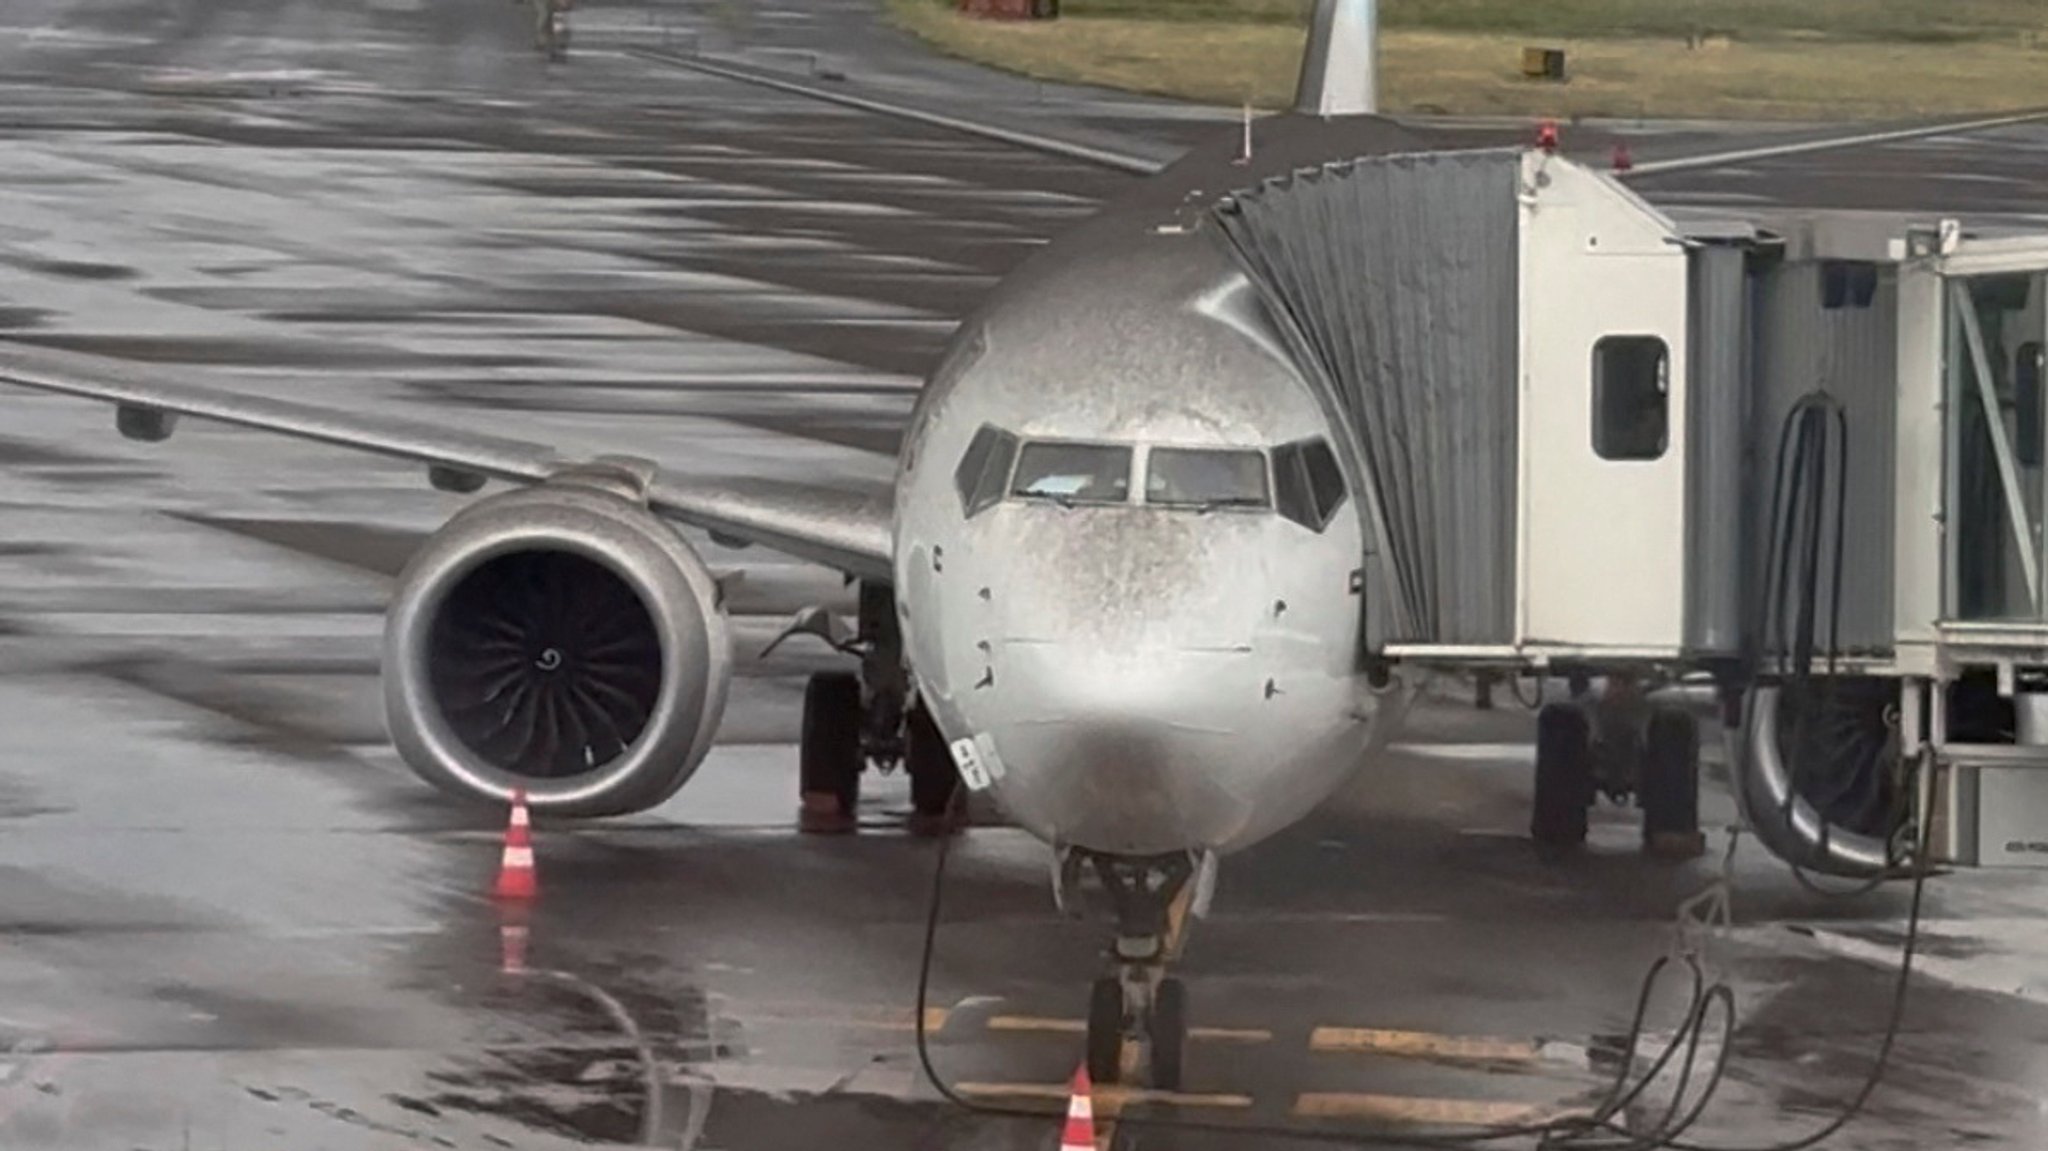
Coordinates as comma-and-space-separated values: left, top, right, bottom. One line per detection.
976, 640, 1268, 855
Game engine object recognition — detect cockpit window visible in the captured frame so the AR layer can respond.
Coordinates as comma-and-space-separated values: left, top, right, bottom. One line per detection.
954, 424, 1018, 517
1010, 442, 1131, 505
1273, 437, 1349, 531
1145, 448, 1270, 510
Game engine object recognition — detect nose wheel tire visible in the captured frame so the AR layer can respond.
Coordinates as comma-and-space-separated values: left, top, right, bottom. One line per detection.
1086, 976, 1123, 1085
1083, 972, 1189, 1090
799, 672, 862, 834
1149, 977, 1187, 1092
1532, 703, 1593, 853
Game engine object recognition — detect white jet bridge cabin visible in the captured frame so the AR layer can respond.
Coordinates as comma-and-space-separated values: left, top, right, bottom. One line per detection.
1207, 139, 2048, 876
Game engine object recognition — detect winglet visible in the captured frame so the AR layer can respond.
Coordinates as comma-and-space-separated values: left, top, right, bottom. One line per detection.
1294, 0, 1379, 117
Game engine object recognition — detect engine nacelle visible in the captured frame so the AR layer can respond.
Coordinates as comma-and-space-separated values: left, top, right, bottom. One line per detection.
383, 473, 731, 817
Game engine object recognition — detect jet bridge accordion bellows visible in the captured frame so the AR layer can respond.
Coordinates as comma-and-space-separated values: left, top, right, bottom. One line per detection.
1211, 150, 1524, 649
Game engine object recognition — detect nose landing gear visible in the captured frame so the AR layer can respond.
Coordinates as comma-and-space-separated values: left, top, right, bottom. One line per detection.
1080, 851, 1196, 1091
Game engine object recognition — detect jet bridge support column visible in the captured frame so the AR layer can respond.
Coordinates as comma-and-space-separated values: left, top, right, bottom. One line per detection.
1684, 241, 1754, 660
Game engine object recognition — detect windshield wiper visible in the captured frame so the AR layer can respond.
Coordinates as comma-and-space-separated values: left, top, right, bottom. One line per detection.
1018, 491, 1079, 509
1193, 497, 1267, 514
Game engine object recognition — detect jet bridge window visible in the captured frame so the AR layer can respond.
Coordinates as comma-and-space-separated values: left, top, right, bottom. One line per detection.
954, 423, 1019, 517
1145, 448, 1270, 510
1272, 437, 1347, 531
1592, 335, 1670, 461
1010, 441, 1131, 505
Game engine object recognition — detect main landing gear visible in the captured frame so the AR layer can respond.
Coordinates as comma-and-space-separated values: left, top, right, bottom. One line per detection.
1078, 851, 1196, 1092
1531, 674, 1704, 859
776, 582, 960, 836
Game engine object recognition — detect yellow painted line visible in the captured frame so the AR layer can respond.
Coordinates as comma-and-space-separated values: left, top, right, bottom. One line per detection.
956, 1082, 1253, 1112
1294, 1093, 1580, 1125
987, 1015, 1272, 1043
986, 1015, 1084, 1034
1190, 1026, 1274, 1043
728, 1002, 1275, 1043
1310, 1027, 1542, 1062
866, 1008, 951, 1033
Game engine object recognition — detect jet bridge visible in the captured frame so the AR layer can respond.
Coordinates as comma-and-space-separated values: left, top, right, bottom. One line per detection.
1212, 145, 2048, 872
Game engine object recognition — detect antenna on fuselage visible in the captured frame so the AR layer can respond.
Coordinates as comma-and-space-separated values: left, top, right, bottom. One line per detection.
1293, 0, 1378, 117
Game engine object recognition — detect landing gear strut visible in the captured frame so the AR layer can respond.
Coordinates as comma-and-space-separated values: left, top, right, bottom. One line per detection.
1081, 852, 1194, 1091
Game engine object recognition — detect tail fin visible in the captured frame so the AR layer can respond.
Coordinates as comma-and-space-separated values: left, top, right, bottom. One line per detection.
1293, 0, 1379, 117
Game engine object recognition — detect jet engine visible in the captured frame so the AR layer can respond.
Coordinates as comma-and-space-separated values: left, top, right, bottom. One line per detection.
382, 469, 732, 817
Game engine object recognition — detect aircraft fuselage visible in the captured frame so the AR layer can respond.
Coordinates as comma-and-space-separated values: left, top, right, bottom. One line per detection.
891, 114, 1413, 858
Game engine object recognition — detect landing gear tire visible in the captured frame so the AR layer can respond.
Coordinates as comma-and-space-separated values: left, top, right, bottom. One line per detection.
1641, 707, 1706, 860
1149, 977, 1188, 1093
1532, 703, 1593, 853
906, 703, 962, 837
799, 672, 862, 834
1087, 976, 1123, 1085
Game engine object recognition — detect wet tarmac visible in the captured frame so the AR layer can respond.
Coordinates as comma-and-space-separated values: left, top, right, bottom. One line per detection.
4, 1, 2048, 1149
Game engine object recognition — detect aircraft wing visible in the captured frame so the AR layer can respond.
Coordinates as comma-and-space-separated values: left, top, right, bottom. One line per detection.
0, 341, 896, 583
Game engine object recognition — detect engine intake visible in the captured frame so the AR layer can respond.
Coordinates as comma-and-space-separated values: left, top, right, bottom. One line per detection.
384, 476, 731, 817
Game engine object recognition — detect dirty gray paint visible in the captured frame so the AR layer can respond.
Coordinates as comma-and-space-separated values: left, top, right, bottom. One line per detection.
1686, 243, 1753, 657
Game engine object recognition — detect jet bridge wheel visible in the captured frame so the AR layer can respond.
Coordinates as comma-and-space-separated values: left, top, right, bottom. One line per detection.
799, 672, 863, 834
1532, 703, 1593, 853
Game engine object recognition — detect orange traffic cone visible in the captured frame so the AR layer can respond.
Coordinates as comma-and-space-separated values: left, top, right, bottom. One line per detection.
494, 789, 538, 901
1059, 1064, 1096, 1150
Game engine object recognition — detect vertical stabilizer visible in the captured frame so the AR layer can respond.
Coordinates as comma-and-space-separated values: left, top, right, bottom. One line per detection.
1293, 0, 1378, 117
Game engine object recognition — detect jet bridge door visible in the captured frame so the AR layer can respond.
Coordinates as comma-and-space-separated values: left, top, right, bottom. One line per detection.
1516, 154, 1692, 655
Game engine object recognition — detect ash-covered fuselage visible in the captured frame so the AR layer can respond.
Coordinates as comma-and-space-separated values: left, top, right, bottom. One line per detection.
891, 115, 1421, 857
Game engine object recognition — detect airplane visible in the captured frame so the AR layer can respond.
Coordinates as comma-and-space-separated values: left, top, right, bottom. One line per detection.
0, 0, 2023, 1092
